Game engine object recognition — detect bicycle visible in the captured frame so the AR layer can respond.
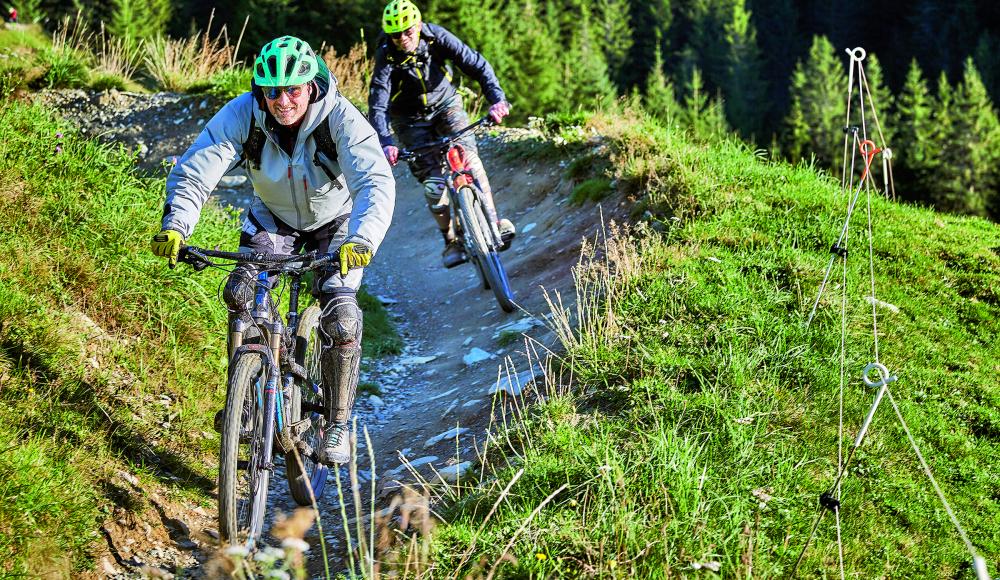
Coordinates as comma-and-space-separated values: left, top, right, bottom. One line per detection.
178, 246, 335, 549
399, 117, 516, 313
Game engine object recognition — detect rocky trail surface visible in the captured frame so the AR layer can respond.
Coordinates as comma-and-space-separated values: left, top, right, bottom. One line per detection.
40, 88, 618, 577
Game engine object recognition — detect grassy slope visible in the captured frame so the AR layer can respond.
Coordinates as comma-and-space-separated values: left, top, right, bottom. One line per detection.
0, 100, 399, 575
431, 111, 1000, 578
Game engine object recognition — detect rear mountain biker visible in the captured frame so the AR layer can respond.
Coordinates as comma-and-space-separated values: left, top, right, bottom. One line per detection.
150, 36, 395, 465
369, 0, 515, 268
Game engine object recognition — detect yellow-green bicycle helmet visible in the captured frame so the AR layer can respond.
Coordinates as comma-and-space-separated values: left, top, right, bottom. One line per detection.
253, 35, 318, 87
383, 0, 421, 34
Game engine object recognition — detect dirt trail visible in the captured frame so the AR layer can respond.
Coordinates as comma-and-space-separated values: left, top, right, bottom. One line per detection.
40, 89, 616, 576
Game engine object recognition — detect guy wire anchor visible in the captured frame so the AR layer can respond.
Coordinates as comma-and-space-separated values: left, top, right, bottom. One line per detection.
852, 362, 897, 448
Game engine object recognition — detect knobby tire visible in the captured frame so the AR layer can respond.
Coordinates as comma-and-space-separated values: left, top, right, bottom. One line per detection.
456, 186, 516, 312
285, 304, 329, 506
218, 351, 271, 548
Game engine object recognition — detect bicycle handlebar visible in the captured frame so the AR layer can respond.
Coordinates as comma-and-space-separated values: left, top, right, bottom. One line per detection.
398, 116, 495, 162
178, 246, 337, 273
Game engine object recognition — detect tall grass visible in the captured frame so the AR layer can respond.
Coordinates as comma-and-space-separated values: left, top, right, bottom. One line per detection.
90, 22, 143, 91
423, 109, 1000, 577
143, 13, 234, 92
322, 41, 372, 110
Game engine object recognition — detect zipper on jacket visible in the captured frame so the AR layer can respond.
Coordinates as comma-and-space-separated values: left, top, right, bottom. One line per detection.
287, 162, 304, 226
415, 67, 428, 106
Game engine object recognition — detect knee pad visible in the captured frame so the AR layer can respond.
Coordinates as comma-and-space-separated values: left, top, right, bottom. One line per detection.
223, 266, 257, 313
423, 178, 448, 215
320, 295, 362, 346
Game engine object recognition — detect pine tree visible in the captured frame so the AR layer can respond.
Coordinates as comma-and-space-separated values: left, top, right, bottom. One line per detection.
109, 0, 164, 42
500, 0, 562, 115
681, 67, 729, 139
929, 71, 965, 213
722, 1, 766, 139
621, 0, 670, 90
644, 44, 681, 127
593, 0, 633, 88
560, 2, 616, 111
747, 0, 800, 133
894, 59, 938, 205
783, 35, 844, 167
942, 58, 1000, 216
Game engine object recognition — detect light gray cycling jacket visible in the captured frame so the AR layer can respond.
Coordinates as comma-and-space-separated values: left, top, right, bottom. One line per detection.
162, 71, 395, 254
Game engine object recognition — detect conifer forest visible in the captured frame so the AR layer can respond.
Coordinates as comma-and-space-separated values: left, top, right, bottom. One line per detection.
15, 0, 1000, 220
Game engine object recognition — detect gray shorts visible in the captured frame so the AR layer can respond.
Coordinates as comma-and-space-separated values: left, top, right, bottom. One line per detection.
239, 197, 362, 294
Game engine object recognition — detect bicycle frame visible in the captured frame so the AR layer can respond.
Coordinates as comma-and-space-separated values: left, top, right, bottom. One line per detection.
397, 116, 517, 312
182, 246, 334, 547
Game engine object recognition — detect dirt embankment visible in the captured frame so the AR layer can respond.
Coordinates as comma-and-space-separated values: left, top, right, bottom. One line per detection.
42, 87, 623, 577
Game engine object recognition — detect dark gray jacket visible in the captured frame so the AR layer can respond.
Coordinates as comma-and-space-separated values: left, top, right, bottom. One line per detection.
368, 22, 506, 147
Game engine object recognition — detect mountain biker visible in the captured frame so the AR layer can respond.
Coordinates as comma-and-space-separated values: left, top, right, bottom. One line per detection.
150, 36, 395, 465
369, 0, 514, 268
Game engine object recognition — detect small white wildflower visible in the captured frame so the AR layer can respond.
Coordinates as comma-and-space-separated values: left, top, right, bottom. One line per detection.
264, 571, 290, 580
253, 546, 285, 563
281, 538, 310, 553
691, 561, 721, 572
735, 416, 755, 425
224, 545, 249, 559
598, 464, 612, 473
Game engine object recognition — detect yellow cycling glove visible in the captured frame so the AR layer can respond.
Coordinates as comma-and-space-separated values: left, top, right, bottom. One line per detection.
150, 229, 184, 267
339, 241, 372, 276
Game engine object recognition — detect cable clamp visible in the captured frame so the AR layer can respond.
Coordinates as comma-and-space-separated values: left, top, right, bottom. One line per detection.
862, 362, 898, 389
819, 491, 840, 511
830, 243, 848, 257
843, 125, 860, 135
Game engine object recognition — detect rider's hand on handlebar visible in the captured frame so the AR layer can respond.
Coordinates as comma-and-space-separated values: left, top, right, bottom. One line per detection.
382, 145, 399, 166
339, 241, 372, 276
150, 229, 185, 268
488, 101, 510, 124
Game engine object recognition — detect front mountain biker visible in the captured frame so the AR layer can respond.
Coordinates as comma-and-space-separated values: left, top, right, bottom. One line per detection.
369, 0, 514, 268
150, 36, 395, 466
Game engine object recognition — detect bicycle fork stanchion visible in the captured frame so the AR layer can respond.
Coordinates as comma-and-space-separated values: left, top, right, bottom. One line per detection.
246, 319, 283, 550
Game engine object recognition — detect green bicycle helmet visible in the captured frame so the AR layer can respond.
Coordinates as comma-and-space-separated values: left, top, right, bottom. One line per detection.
383, 0, 421, 34
253, 35, 319, 87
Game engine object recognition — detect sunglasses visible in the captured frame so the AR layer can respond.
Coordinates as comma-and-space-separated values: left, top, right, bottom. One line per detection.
263, 84, 306, 100
390, 26, 415, 40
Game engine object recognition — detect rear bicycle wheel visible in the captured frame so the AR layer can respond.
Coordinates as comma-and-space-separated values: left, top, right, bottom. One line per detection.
456, 186, 516, 312
285, 304, 330, 506
218, 351, 271, 548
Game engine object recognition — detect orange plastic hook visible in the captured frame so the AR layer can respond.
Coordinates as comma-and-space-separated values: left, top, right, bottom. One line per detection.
858, 139, 881, 181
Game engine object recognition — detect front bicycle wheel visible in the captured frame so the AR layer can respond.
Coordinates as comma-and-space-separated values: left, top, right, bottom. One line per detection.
456, 186, 516, 313
218, 351, 271, 548
285, 304, 329, 506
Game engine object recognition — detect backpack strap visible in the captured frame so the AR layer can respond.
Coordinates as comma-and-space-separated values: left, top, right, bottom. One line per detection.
239, 108, 340, 184
239, 116, 267, 170
311, 114, 341, 184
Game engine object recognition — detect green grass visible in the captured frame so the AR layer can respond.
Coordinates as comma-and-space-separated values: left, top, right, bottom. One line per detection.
429, 110, 1000, 578
570, 177, 613, 204
0, 100, 401, 573
0, 100, 233, 573
358, 287, 404, 358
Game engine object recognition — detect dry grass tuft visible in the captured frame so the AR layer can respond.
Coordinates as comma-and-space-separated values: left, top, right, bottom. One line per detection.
91, 23, 143, 87
321, 42, 373, 108
143, 13, 234, 92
